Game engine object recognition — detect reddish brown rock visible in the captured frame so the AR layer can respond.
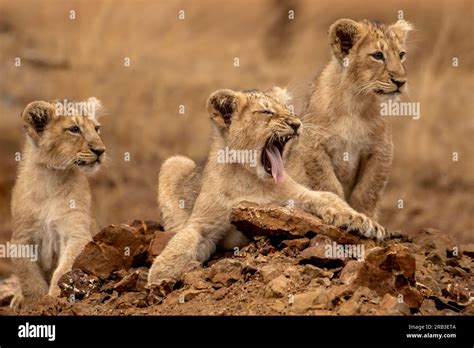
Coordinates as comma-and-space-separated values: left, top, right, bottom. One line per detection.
113, 268, 148, 293
338, 244, 422, 309
183, 270, 210, 290
149, 278, 179, 297
376, 294, 411, 315
211, 268, 241, 287
148, 231, 175, 259
299, 235, 346, 269
73, 243, 124, 279
460, 244, 474, 258
412, 228, 457, 262
230, 201, 362, 244
280, 238, 310, 251
264, 275, 291, 298
73, 221, 163, 279
258, 264, 280, 283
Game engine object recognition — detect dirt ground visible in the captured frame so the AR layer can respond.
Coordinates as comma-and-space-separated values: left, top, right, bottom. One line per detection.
0, 0, 473, 286
0, 210, 472, 316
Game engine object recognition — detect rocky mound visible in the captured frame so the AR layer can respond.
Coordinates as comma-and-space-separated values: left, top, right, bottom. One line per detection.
1, 202, 472, 315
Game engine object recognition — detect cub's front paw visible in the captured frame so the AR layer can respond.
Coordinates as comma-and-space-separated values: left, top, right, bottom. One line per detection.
321, 207, 387, 240
10, 292, 24, 311
347, 212, 387, 240
147, 252, 194, 285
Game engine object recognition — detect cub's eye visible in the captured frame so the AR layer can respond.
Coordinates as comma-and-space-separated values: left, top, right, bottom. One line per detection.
67, 126, 81, 134
95, 126, 101, 134
260, 110, 275, 115
370, 51, 385, 60
399, 51, 406, 60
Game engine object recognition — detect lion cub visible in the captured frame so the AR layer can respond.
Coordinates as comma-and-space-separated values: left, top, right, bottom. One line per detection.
288, 19, 413, 219
10, 98, 106, 309
149, 88, 386, 284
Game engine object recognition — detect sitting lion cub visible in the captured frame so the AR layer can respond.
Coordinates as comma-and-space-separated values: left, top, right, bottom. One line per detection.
288, 19, 413, 219
10, 98, 106, 309
148, 88, 386, 284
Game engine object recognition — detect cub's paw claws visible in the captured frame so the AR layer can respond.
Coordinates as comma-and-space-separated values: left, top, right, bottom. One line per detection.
10, 293, 24, 311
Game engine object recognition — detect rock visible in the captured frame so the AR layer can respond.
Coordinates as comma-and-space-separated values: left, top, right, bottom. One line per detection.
376, 294, 411, 315
113, 268, 148, 293
241, 262, 258, 278
230, 201, 363, 244
309, 277, 331, 288
0, 275, 20, 306
441, 282, 471, 304
73, 243, 124, 279
259, 264, 280, 283
299, 235, 346, 269
148, 278, 179, 297
180, 289, 206, 302
207, 258, 242, 287
339, 260, 364, 285
412, 228, 457, 262
270, 300, 286, 313
419, 299, 439, 315
183, 270, 210, 290
148, 231, 176, 259
399, 287, 424, 309
283, 266, 302, 281
264, 275, 290, 298
211, 269, 241, 287
290, 288, 332, 313
209, 258, 242, 273
303, 264, 333, 279
211, 287, 228, 301
58, 269, 101, 300
338, 297, 360, 315
73, 221, 161, 279
280, 238, 310, 251
461, 244, 474, 258
337, 244, 423, 309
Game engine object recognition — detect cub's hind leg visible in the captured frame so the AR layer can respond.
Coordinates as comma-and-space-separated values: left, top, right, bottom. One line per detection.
158, 156, 200, 233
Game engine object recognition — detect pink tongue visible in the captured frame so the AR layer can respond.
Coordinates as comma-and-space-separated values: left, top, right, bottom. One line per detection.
265, 145, 285, 184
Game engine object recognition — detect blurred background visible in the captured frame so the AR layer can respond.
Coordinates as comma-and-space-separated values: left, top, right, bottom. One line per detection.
0, 0, 472, 277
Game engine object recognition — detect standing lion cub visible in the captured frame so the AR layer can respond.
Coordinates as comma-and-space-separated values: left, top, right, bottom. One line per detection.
10, 98, 106, 309
149, 88, 386, 284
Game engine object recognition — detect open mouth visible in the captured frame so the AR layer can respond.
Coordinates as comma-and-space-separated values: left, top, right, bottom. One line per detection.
261, 134, 295, 184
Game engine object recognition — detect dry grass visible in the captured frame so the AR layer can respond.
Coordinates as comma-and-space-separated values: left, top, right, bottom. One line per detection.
0, 0, 472, 274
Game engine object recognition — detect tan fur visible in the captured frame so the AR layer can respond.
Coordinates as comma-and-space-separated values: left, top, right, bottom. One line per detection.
10, 99, 106, 309
288, 19, 413, 219
149, 88, 386, 284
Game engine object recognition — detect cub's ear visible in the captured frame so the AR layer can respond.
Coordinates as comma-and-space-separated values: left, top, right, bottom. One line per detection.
206, 89, 245, 129
87, 97, 105, 118
328, 18, 361, 60
270, 87, 291, 105
390, 19, 414, 44
21, 101, 56, 142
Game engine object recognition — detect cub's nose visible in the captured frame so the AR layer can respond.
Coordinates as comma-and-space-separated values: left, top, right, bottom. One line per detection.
91, 147, 105, 157
288, 121, 301, 133
391, 78, 406, 88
